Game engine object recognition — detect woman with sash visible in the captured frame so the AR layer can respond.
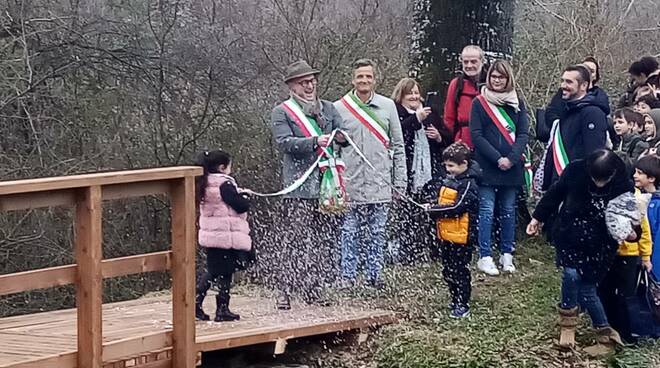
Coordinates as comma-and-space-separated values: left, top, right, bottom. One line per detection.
469, 60, 529, 276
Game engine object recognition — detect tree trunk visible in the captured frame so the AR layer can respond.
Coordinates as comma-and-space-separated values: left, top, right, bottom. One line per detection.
412, 0, 515, 112
412, 0, 530, 233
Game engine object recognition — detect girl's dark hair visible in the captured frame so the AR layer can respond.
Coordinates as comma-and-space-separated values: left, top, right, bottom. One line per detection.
629, 56, 659, 77
195, 150, 232, 204
635, 155, 660, 185
635, 94, 660, 109
586, 149, 622, 181
583, 56, 600, 83
613, 107, 645, 130
442, 142, 471, 164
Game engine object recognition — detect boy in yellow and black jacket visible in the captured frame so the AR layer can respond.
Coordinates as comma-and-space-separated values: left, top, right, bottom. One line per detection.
599, 182, 653, 342
423, 142, 481, 318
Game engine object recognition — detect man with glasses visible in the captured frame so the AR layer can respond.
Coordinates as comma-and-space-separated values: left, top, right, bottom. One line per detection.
269, 60, 346, 309
333, 58, 406, 289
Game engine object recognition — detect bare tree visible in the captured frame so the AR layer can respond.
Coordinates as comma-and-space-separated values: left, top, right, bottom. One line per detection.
0, 0, 411, 317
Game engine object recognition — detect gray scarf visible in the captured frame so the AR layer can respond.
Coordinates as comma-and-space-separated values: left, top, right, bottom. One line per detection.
405, 107, 432, 192
481, 87, 520, 112
291, 92, 322, 117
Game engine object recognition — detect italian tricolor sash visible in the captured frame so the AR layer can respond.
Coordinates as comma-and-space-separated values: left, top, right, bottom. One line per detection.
549, 119, 569, 176
340, 92, 390, 148
477, 96, 533, 194
281, 98, 346, 210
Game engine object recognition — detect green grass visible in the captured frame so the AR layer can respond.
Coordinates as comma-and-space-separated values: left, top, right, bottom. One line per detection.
330, 239, 660, 368
235, 238, 660, 367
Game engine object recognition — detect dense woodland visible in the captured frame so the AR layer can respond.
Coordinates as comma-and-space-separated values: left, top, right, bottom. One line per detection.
1, 0, 659, 317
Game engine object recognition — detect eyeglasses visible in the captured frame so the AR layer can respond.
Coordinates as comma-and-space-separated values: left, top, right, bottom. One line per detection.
490, 74, 508, 81
297, 78, 318, 88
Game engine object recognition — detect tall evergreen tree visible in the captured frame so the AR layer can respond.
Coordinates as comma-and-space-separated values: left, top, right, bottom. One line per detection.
412, 0, 515, 113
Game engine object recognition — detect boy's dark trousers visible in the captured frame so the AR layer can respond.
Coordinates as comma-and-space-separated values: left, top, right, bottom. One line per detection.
440, 241, 472, 306
598, 255, 641, 342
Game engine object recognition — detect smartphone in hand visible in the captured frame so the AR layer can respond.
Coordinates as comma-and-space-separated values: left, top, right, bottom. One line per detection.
422, 91, 438, 127
424, 91, 438, 108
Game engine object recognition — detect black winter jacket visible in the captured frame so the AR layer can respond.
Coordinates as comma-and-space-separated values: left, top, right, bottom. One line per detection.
532, 158, 634, 282
541, 94, 609, 190
424, 163, 481, 247
469, 97, 529, 187
395, 102, 452, 190
539, 86, 611, 143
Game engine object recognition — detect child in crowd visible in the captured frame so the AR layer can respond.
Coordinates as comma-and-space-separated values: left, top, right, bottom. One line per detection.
634, 94, 660, 115
613, 108, 649, 161
598, 162, 653, 341
195, 150, 253, 322
642, 109, 660, 156
637, 155, 660, 280
423, 142, 480, 318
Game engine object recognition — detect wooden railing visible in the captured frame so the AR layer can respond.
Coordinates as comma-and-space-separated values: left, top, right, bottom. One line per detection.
0, 167, 203, 368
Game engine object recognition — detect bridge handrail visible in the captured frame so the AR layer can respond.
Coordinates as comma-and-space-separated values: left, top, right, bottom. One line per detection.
0, 166, 200, 195
0, 166, 202, 368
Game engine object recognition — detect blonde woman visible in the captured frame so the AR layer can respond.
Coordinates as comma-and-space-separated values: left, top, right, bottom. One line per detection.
390, 78, 451, 262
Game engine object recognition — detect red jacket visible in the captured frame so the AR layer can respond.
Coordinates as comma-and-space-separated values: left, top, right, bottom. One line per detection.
443, 77, 480, 148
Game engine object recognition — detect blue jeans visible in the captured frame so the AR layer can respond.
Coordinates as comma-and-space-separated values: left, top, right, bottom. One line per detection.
561, 267, 609, 328
341, 203, 388, 282
477, 185, 517, 258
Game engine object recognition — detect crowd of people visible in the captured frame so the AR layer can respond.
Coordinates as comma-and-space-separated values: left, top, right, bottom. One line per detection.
192, 46, 660, 355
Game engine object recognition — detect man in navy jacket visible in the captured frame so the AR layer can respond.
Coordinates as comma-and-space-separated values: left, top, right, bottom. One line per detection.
542, 65, 609, 190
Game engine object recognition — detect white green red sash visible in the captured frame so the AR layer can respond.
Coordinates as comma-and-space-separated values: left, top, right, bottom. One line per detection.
281, 98, 346, 196
524, 147, 533, 192
477, 96, 533, 194
549, 119, 569, 176
340, 92, 390, 148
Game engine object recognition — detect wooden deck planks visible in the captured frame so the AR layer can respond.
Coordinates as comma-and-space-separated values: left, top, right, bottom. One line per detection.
0, 295, 397, 368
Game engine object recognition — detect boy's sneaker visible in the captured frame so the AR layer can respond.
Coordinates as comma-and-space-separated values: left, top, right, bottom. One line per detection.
337, 277, 356, 290
367, 278, 385, 291
447, 302, 456, 310
477, 256, 500, 276
499, 253, 516, 273
450, 305, 470, 318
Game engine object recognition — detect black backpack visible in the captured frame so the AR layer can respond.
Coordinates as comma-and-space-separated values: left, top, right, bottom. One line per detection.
450, 67, 488, 138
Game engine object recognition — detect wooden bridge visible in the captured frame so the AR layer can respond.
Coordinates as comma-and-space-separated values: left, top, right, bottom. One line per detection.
0, 168, 397, 368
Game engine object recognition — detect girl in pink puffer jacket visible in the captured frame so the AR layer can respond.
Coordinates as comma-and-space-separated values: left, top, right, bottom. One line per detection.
195, 150, 253, 322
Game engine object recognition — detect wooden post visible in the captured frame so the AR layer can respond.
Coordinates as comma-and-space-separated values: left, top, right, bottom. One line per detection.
273, 338, 287, 355
75, 185, 104, 368
170, 176, 197, 368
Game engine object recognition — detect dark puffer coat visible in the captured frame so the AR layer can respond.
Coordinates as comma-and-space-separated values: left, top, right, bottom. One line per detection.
532, 158, 634, 282
469, 97, 529, 187
541, 92, 610, 190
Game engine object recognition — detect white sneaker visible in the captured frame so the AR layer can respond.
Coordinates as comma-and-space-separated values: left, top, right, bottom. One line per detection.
477, 256, 500, 276
500, 253, 516, 273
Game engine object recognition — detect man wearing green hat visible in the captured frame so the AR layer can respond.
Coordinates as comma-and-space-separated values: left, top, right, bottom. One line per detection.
269, 60, 346, 310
